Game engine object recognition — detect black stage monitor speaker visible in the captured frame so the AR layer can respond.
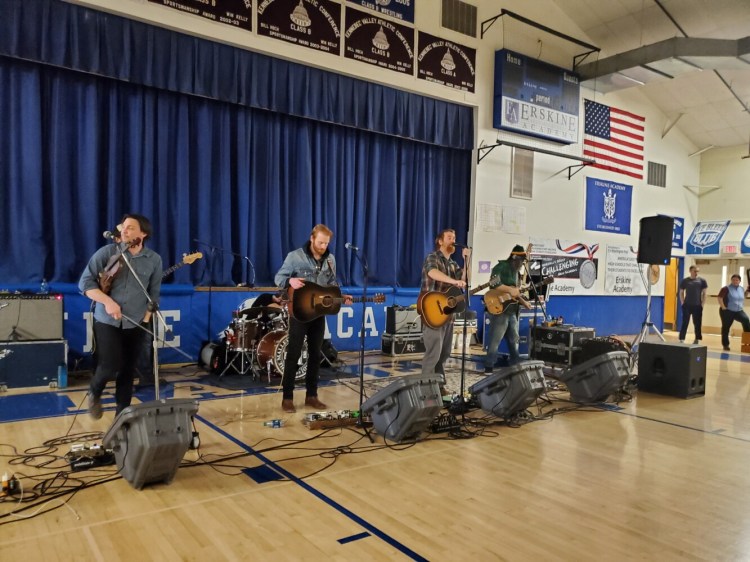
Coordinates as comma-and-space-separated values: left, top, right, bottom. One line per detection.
362, 374, 442, 442
638, 341, 706, 398
469, 360, 546, 418
561, 351, 630, 403
102, 399, 199, 490
637, 216, 673, 264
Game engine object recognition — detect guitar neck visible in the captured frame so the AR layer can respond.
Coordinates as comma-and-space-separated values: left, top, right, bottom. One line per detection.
162, 261, 185, 279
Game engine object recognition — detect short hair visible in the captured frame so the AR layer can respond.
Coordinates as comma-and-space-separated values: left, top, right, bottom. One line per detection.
731, 274, 742, 281
434, 229, 455, 250
689, 265, 698, 272
310, 224, 333, 239
121, 213, 153, 240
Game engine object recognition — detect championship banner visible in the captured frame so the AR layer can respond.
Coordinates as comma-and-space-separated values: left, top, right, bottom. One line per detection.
529, 238, 600, 296
347, 0, 415, 23
417, 31, 476, 93
667, 215, 685, 249
604, 245, 664, 296
258, 0, 342, 54
148, 0, 252, 31
344, 7, 414, 74
686, 220, 730, 254
585, 177, 632, 235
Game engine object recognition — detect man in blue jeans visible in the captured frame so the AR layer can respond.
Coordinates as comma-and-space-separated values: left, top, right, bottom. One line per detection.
483, 245, 531, 373
679, 265, 707, 344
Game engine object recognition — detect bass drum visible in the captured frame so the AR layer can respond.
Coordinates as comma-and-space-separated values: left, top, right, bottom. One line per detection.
256, 330, 307, 382
199, 342, 226, 375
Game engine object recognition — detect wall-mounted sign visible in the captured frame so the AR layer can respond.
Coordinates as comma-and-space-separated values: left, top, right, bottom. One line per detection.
258, 0, 341, 54
417, 31, 475, 93
344, 7, 414, 75
347, 0, 415, 24
585, 177, 632, 235
149, 0, 252, 31
686, 220, 730, 254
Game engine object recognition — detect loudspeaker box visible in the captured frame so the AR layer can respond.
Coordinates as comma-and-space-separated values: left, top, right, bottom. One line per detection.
637, 216, 673, 265
638, 341, 706, 398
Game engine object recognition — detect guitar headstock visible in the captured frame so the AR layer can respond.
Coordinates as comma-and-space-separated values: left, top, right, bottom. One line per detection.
182, 252, 203, 265
373, 293, 386, 304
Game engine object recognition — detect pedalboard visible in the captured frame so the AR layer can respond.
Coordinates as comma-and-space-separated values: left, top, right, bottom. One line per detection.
65, 443, 116, 472
430, 412, 461, 433
303, 410, 371, 430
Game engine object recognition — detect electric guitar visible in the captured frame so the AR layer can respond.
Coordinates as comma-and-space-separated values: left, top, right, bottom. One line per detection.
484, 276, 554, 315
417, 274, 502, 330
142, 252, 203, 323
288, 282, 386, 323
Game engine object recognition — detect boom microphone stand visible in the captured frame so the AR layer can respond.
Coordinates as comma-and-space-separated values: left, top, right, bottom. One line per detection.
349, 245, 374, 442
452, 244, 473, 416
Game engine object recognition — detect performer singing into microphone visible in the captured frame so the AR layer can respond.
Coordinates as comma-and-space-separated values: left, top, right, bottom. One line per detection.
420, 229, 470, 389
275, 224, 352, 413
78, 214, 162, 419
483, 245, 531, 373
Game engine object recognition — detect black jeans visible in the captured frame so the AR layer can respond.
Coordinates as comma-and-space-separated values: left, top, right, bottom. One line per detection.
282, 316, 325, 400
719, 308, 750, 347
90, 321, 146, 413
679, 304, 703, 341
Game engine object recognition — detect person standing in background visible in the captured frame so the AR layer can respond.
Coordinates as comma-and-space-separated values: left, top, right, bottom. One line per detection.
717, 274, 750, 351
678, 265, 707, 345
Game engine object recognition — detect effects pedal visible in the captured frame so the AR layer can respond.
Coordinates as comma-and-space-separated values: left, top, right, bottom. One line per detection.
65, 443, 116, 472
430, 412, 461, 433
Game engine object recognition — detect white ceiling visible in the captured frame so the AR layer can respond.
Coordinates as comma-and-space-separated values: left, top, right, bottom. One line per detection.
549, 0, 750, 150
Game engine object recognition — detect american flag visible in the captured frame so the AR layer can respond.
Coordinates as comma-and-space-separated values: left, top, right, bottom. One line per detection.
583, 100, 645, 180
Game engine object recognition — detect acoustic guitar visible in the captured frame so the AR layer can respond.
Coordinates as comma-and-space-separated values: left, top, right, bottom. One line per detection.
416, 274, 502, 330
484, 276, 554, 315
288, 282, 386, 323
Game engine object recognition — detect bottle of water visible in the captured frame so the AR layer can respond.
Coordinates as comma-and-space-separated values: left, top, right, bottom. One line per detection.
57, 363, 68, 389
39, 278, 49, 294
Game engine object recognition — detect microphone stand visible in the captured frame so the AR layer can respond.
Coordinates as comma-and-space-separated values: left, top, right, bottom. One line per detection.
348, 247, 374, 442
454, 247, 472, 416
525, 257, 550, 360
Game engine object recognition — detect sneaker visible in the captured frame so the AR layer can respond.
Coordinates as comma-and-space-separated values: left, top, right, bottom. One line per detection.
679, 340, 685, 344
88, 394, 102, 420
281, 399, 296, 413
693, 339, 700, 345
723, 346, 731, 351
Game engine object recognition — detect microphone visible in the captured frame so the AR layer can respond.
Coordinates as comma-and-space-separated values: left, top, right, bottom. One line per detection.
103, 230, 118, 240
345, 242, 359, 251
454, 243, 472, 249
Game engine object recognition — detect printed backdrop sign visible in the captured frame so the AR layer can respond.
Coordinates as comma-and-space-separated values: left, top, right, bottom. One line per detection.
604, 245, 664, 296
258, 0, 341, 54
149, 0, 252, 31
742, 225, 750, 254
344, 7, 414, 74
417, 32, 476, 93
529, 238, 600, 296
686, 220, 730, 254
347, 0, 415, 23
585, 177, 632, 235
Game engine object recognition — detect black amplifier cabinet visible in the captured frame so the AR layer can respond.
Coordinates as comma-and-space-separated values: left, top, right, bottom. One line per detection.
382, 334, 425, 357
531, 325, 595, 366
386, 307, 422, 334
0, 294, 64, 341
638, 341, 706, 398
0, 340, 67, 388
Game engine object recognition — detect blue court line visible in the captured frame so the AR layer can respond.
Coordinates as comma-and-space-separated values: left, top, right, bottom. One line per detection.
609, 408, 750, 443
196, 414, 428, 562
338, 532, 371, 544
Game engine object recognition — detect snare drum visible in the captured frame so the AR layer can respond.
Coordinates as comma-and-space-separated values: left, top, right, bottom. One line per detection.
230, 318, 258, 352
256, 330, 307, 381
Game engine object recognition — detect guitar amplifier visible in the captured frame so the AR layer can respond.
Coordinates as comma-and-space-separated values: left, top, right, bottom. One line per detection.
0, 340, 67, 388
382, 334, 425, 356
531, 325, 595, 366
0, 294, 64, 341
385, 307, 422, 334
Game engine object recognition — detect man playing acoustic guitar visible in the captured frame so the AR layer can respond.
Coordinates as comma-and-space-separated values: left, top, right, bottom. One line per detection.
275, 224, 352, 413
419, 229, 470, 389
483, 245, 531, 373
78, 214, 162, 419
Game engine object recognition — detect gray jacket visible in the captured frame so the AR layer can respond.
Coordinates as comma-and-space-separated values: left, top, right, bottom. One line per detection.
275, 241, 338, 288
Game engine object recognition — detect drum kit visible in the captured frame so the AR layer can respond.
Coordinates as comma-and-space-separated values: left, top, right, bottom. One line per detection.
202, 300, 308, 382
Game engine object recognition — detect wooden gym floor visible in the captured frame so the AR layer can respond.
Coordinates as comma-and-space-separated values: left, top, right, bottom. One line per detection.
1, 330, 749, 561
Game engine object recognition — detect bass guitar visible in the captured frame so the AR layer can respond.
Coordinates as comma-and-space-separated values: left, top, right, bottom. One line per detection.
288, 282, 386, 323
417, 274, 502, 330
484, 276, 554, 315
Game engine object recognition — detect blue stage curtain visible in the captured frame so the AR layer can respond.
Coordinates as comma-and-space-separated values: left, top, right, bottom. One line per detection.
0, 0, 472, 287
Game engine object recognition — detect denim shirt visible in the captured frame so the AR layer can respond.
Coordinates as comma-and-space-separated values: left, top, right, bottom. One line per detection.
275, 242, 338, 288
79, 243, 162, 329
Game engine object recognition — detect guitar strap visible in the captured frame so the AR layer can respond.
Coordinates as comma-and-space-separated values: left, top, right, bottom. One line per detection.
326, 257, 338, 286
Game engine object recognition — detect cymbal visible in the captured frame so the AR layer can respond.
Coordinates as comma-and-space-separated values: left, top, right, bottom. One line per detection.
239, 305, 283, 319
